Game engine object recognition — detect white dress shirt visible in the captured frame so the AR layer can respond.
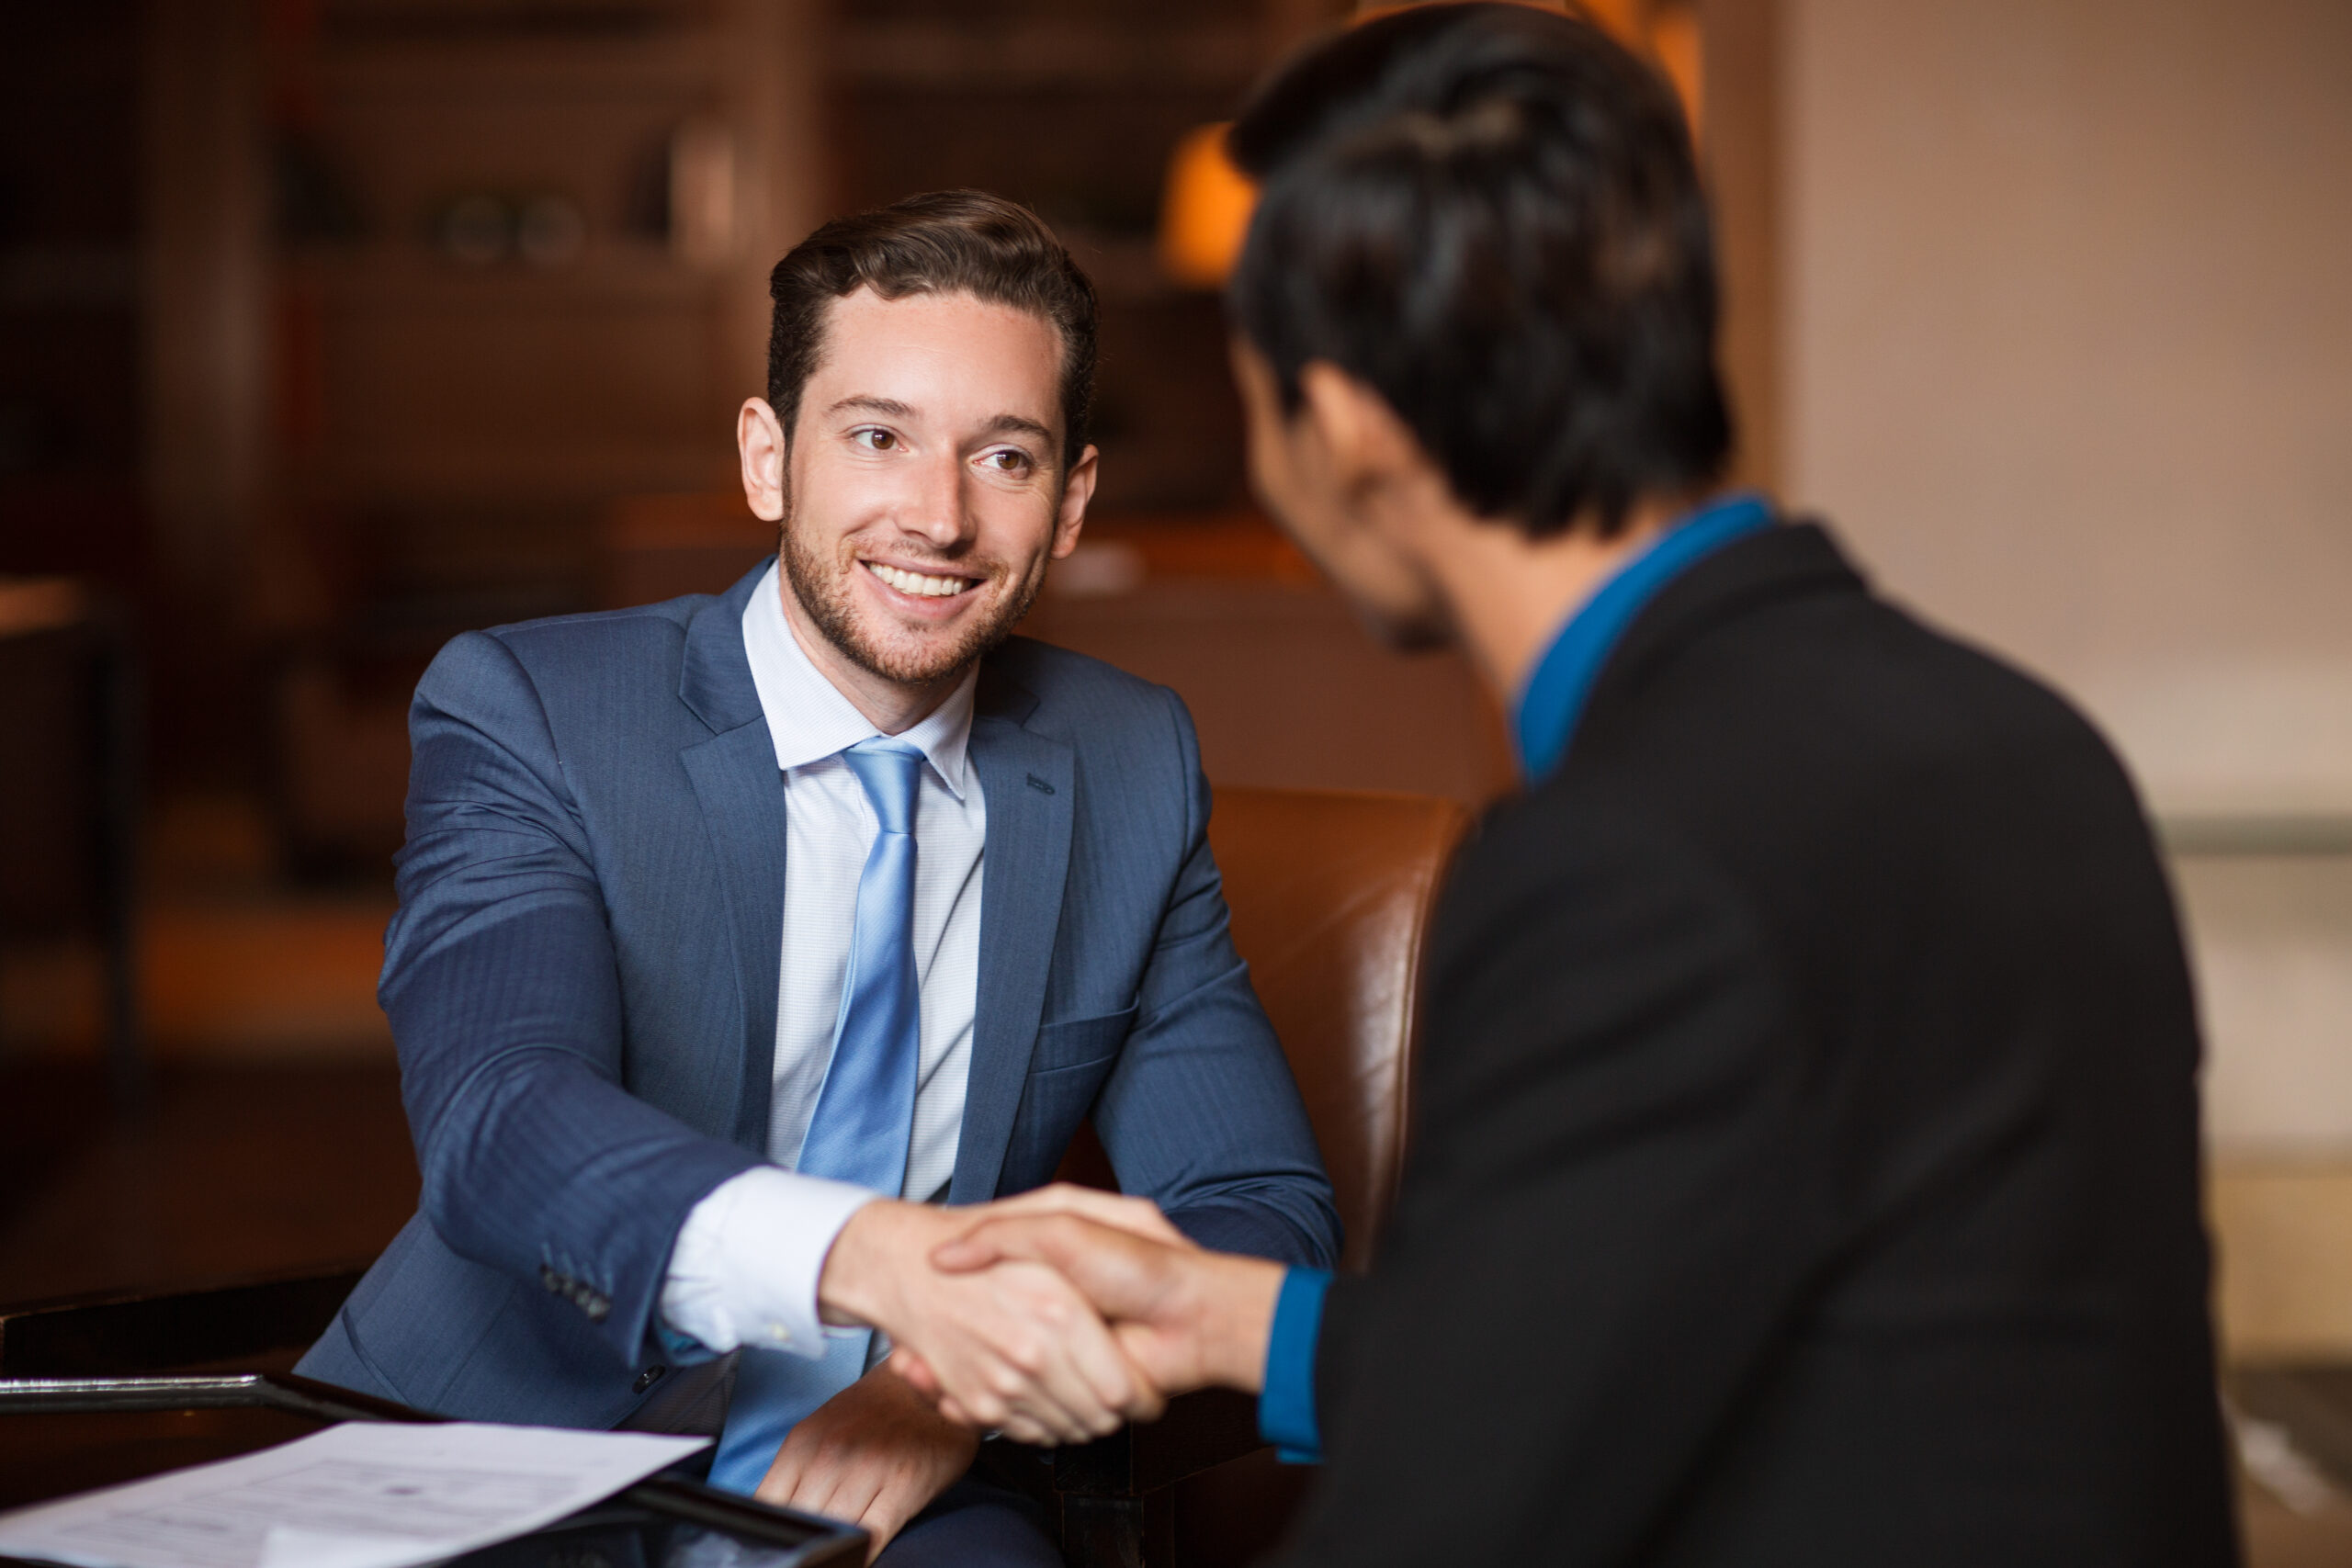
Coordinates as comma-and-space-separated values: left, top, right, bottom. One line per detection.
658, 561, 987, 1359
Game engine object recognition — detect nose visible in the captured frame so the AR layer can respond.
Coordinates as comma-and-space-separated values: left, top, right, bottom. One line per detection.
902, 449, 976, 552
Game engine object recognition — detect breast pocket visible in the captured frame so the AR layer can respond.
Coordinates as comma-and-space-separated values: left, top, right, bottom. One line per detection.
1030, 1005, 1138, 1077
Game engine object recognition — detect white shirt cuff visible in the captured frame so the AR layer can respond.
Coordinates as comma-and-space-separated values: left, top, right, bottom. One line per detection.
660, 1166, 879, 1360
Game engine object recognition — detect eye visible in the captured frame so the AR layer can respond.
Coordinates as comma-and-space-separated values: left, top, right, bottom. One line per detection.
982, 447, 1033, 475
853, 427, 898, 451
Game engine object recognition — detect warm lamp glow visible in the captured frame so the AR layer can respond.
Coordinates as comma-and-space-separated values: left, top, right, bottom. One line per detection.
1357, 1, 1703, 135
1156, 4, 1702, 288
1567, 0, 1643, 39
1157, 122, 1256, 289
1646, 4, 1703, 142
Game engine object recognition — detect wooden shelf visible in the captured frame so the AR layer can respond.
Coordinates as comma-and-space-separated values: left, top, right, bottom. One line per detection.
296, 442, 736, 503
831, 19, 1266, 91
321, 28, 725, 100
285, 246, 729, 311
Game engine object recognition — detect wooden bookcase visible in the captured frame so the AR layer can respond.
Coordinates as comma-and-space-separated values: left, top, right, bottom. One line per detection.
250, 0, 820, 863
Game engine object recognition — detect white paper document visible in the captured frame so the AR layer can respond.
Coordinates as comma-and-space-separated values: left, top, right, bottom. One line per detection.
0, 1420, 710, 1568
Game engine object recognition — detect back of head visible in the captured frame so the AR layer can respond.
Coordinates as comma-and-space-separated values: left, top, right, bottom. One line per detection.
1227, 3, 1729, 537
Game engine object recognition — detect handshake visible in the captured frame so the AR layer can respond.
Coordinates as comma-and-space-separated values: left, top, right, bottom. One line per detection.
815, 1184, 1289, 1446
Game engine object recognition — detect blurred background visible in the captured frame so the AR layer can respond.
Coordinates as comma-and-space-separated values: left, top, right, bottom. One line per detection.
0, 0, 2347, 1554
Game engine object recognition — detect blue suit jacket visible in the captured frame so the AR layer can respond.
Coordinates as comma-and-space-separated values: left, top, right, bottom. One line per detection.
297, 561, 1340, 1429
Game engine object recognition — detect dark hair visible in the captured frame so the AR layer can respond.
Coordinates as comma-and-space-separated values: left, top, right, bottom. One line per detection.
1227, 3, 1730, 537
766, 189, 1098, 468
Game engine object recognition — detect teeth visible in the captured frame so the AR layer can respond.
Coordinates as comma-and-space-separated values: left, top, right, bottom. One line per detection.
868, 562, 972, 599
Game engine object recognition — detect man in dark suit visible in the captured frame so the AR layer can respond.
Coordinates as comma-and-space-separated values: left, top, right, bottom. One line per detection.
295, 190, 1338, 1564
916, 8, 2239, 1563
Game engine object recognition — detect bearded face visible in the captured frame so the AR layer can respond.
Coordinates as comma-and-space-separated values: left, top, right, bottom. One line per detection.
762, 288, 1094, 703
780, 484, 1053, 686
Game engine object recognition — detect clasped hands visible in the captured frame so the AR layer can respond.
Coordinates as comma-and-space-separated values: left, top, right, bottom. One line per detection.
814, 1184, 1284, 1446
761, 1187, 1281, 1554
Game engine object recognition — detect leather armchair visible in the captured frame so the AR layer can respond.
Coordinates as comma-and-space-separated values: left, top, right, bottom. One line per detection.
1208, 785, 1469, 1275
1038, 785, 1471, 1567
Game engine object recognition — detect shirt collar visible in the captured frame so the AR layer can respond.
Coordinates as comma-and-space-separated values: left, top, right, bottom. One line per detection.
740, 559, 978, 798
1511, 491, 1775, 782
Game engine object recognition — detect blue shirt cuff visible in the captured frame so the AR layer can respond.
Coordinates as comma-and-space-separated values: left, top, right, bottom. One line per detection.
1257, 1267, 1331, 1463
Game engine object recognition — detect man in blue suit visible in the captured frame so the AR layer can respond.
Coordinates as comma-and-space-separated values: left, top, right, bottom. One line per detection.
298, 188, 1340, 1565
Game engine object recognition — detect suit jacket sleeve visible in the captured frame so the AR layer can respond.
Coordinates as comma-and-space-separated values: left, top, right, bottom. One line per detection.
383, 630, 760, 1366
1274, 795, 1826, 1567
1087, 687, 1342, 1269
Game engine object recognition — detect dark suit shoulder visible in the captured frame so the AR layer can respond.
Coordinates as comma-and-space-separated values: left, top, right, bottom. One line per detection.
481, 596, 704, 674
1427, 775, 1792, 1107
1446, 774, 1766, 952
1534, 521, 2201, 1242
406, 596, 713, 726
1571, 526, 2153, 908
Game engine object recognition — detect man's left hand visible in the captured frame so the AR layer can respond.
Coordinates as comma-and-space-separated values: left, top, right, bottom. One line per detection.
755, 1362, 980, 1562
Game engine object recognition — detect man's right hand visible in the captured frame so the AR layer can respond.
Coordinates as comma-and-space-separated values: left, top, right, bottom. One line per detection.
815, 1186, 1182, 1445
913, 1213, 1287, 1419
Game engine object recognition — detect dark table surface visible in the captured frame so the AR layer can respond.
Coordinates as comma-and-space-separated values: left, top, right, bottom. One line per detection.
0, 1375, 865, 1568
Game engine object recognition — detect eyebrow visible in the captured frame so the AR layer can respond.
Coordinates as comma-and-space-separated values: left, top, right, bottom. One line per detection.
981, 413, 1055, 446
827, 395, 916, 420
825, 397, 1054, 447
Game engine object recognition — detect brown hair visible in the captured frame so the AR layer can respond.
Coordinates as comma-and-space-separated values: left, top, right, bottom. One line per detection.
766, 189, 1099, 468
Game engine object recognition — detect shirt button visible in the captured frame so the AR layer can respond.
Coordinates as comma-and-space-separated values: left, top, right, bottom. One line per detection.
765, 1324, 791, 1346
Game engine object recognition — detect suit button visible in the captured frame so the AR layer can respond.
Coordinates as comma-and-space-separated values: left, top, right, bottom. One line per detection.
583, 1292, 611, 1323
634, 1365, 666, 1393
540, 1265, 563, 1293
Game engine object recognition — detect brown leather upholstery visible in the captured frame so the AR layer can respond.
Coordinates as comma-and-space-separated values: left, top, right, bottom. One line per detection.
1056, 785, 1469, 1272
1040, 785, 1469, 1564
1204, 785, 1470, 1271
1182, 787, 1473, 1566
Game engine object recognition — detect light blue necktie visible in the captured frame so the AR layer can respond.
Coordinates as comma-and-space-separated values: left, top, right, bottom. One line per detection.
708, 738, 925, 1493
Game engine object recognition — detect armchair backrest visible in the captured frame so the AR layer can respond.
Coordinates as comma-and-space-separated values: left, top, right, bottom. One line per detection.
1204, 785, 1470, 1272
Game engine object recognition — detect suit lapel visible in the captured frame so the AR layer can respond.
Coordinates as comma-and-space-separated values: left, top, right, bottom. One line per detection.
681, 725, 789, 1152
677, 561, 788, 1153
952, 701, 1075, 1202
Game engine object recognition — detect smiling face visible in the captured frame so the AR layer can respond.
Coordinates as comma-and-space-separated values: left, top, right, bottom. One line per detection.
739, 287, 1097, 716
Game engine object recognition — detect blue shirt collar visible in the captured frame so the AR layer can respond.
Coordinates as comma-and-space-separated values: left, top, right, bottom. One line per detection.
1511, 491, 1775, 781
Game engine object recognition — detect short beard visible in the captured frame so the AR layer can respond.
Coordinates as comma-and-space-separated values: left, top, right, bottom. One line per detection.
780, 508, 1047, 687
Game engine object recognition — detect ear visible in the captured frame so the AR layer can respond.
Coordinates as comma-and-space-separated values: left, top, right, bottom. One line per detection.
738, 397, 787, 522
1295, 361, 1422, 502
1049, 445, 1100, 559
